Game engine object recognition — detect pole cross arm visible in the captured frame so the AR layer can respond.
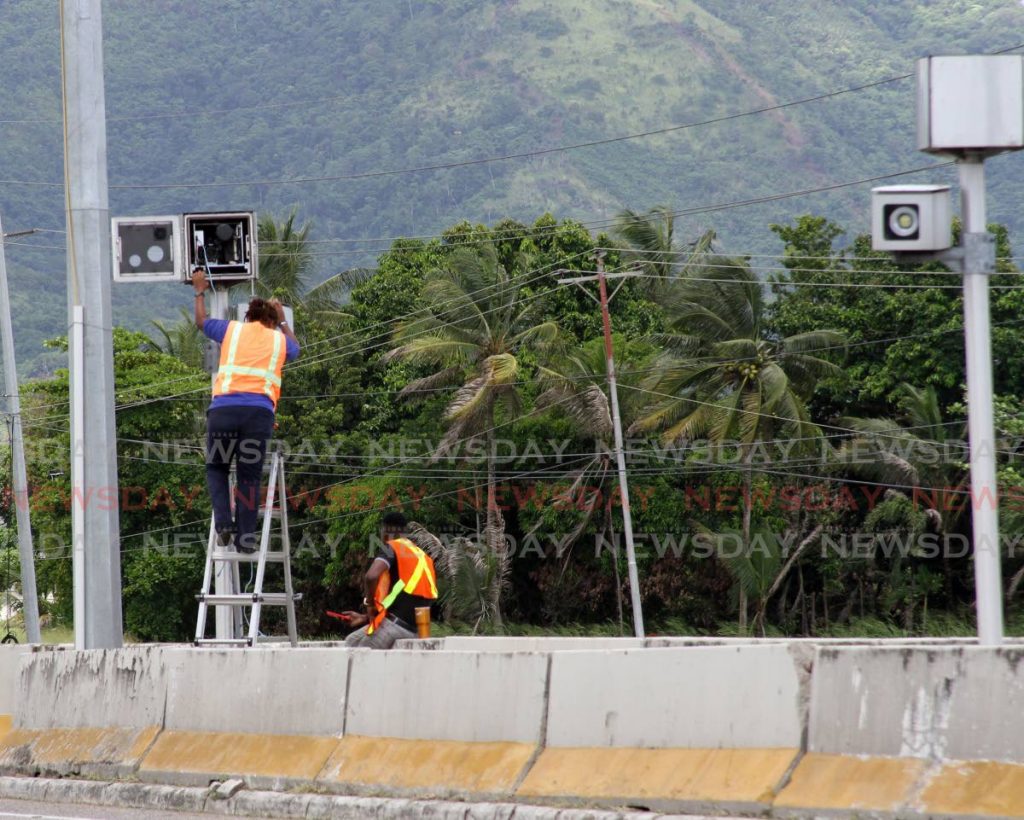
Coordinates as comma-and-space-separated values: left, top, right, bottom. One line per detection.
892, 232, 995, 274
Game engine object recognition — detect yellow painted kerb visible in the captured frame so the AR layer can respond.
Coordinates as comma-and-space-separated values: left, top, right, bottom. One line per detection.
518, 747, 798, 805
919, 760, 1024, 818
141, 730, 339, 782
775, 753, 926, 811
322, 735, 536, 795
0, 725, 159, 770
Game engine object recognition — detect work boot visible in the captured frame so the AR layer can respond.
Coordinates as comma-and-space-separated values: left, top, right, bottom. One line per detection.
235, 534, 258, 555
216, 529, 234, 548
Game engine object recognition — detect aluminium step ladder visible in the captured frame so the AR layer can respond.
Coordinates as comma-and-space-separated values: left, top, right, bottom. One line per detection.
194, 448, 301, 647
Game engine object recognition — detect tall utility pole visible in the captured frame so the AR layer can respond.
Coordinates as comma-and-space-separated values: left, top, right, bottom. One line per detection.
557, 254, 645, 638
0, 222, 41, 644
61, 0, 123, 648
958, 156, 1003, 645
207, 287, 237, 641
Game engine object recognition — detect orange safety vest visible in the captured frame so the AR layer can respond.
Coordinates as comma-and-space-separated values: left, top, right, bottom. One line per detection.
212, 321, 286, 409
367, 537, 439, 634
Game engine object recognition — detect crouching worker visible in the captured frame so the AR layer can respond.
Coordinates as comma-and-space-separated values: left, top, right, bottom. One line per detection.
193, 267, 299, 552
343, 512, 438, 648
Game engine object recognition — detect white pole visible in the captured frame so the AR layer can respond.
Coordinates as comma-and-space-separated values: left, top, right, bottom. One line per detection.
595, 256, 645, 638
0, 220, 41, 644
209, 288, 235, 640
71, 306, 86, 649
62, 0, 123, 648
958, 156, 1004, 645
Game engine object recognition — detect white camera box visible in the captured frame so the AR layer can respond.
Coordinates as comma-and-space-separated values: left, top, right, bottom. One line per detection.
871, 185, 952, 252
917, 55, 1024, 155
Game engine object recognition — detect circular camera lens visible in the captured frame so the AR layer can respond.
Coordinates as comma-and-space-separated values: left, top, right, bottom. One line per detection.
153, 226, 168, 241
128, 254, 142, 268
215, 223, 235, 242
147, 245, 165, 263
888, 205, 919, 238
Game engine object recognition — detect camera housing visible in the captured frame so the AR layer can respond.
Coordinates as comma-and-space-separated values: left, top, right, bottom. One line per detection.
111, 216, 182, 282
917, 55, 1023, 156
871, 185, 952, 252
183, 211, 257, 284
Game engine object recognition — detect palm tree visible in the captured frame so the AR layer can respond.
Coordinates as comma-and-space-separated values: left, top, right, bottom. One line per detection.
631, 257, 845, 631
839, 384, 965, 528
837, 383, 968, 618
148, 308, 206, 370
613, 206, 715, 295
385, 243, 560, 624
253, 210, 346, 315
535, 335, 624, 630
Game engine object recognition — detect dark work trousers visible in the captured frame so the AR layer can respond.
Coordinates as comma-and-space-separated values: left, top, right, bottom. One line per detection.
206, 405, 275, 552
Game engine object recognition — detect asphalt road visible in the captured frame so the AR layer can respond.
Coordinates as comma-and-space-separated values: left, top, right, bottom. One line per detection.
0, 799, 226, 820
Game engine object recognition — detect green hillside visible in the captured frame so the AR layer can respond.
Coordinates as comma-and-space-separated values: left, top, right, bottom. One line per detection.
1, 0, 1023, 377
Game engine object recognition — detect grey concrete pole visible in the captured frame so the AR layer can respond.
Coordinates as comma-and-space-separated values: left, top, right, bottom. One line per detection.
595, 255, 645, 638
208, 288, 236, 640
0, 220, 42, 644
958, 156, 1004, 645
61, 0, 123, 648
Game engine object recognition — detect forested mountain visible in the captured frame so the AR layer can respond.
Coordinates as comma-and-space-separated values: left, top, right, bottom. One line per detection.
1, 0, 1023, 376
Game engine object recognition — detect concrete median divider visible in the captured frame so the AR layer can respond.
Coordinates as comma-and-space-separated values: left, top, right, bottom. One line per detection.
9, 639, 1024, 817
319, 649, 549, 800
0, 644, 32, 746
0, 646, 167, 778
138, 647, 349, 790
776, 645, 1024, 818
517, 645, 805, 814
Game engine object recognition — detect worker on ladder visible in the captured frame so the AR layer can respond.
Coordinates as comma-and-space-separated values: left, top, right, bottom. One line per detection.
342, 512, 438, 648
192, 268, 300, 552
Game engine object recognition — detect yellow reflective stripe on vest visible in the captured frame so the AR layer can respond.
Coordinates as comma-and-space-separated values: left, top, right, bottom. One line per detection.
217, 364, 283, 386
406, 545, 438, 597
217, 326, 284, 396
219, 322, 244, 394
380, 579, 405, 610
263, 330, 284, 397
379, 545, 437, 610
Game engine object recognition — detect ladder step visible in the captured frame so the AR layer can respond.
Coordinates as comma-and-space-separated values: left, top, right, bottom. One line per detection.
194, 638, 253, 647
196, 593, 302, 606
211, 551, 287, 563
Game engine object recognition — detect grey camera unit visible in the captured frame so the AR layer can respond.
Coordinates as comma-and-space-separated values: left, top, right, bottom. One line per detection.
111, 216, 182, 282
112, 210, 257, 285
870, 185, 952, 252
184, 211, 257, 284
917, 55, 1023, 156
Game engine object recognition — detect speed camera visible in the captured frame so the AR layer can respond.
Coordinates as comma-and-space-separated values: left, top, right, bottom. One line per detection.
871, 185, 952, 252
111, 216, 182, 282
183, 211, 257, 284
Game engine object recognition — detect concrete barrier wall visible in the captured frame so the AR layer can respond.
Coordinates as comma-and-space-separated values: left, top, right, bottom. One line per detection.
345, 650, 548, 744
10, 639, 1024, 817
15, 647, 171, 730
808, 645, 1024, 762
0, 645, 31, 717
161, 648, 349, 736
544, 646, 803, 749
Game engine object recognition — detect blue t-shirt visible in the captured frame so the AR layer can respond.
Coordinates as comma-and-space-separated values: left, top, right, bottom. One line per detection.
204, 319, 300, 412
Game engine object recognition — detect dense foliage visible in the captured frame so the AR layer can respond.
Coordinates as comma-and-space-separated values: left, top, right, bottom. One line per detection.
4, 208, 1024, 640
